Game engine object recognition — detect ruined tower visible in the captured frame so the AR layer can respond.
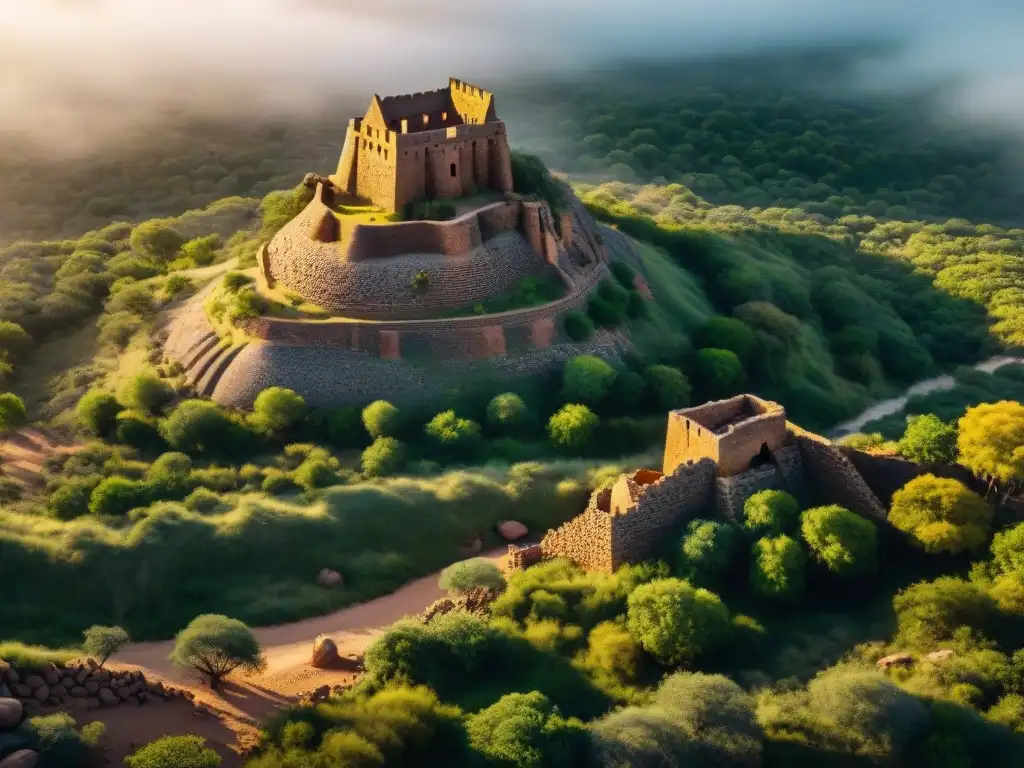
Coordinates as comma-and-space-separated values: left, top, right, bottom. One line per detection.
334, 78, 515, 214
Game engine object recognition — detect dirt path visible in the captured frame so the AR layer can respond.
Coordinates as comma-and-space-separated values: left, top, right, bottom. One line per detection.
0, 426, 80, 491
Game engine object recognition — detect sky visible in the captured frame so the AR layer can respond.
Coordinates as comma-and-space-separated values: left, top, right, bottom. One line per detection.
0, 0, 1022, 155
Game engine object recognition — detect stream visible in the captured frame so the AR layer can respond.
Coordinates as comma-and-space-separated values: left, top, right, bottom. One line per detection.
829, 355, 1024, 438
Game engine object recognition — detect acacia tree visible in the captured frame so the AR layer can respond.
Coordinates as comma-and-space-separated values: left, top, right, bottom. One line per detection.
169, 615, 265, 689
82, 625, 130, 668
957, 401, 1024, 505
889, 474, 993, 555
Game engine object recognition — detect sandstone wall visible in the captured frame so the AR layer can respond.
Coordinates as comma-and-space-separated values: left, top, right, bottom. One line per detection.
539, 495, 615, 572
715, 465, 784, 521
789, 424, 888, 521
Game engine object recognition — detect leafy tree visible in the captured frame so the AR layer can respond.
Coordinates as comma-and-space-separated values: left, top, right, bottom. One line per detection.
169, 614, 265, 689
898, 414, 958, 465
0, 392, 27, 430
547, 404, 599, 451
561, 355, 617, 406
425, 410, 482, 452
0, 321, 32, 363
125, 735, 221, 768
893, 576, 997, 647
252, 387, 306, 437
439, 558, 506, 594
46, 476, 102, 520
609, 260, 636, 288
130, 219, 186, 261
117, 371, 174, 414
292, 458, 338, 492
591, 707, 689, 767
179, 234, 220, 267
991, 523, 1024, 576
750, 535, 806, 600
800, 504, 878, 577
82, 625, 129, 667
361, 436, 406, 477
697, 316, 756, 362
743, 489, 799, 537
889, 474, 993, 554
694, 348, 745, 399
957, 401, 1024, 503
677, 519, 738, 588
159, 400, 240, 455
626, 578, 731, 665
88, 477, 151, 516
362, 400, 401, 439
562, 311, 594, 342
75, 389, 122, 435
465, 691, 588, 768
643, 365, 691, 410
487, 393, 529, 430
105, 281, 154, 315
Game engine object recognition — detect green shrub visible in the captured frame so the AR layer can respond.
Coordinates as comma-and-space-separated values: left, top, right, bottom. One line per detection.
82, 625, 129, 667
252, 387, 306, 437
293, 458, 338, 492
465, 691, 589, 768
169, 614, 265, 689
147, 452, 194, 498
117, 371, 174, 414
677, 519, 739, 588
261, 469, 298, 495
130, 219, 186, 261
362, 400, 401, 439
106, 281, 155, 315
88, 476, 151, 516
695, 348, 746, 399
361, 436, 407, 477
626, 577, 732, 665
424, 410, 482, 453
189, 467, 239, 492
160, 400, 244, 456
0, 391, 26, 432
163, 273, 192, 297
0, 477, 22, 503
225, 288, 265, 323
562, 311, 594, 341
612, 371, 645, 410
893, 576, 997, 647
743, 489, 800, 537
643, 365, 691, 410
184, 488, 226, 514
588, 296, 626, 328
547, 404, 599, 451
439, 558, 506, 593
75, 389, 123, 435
114, 410, 164, 450
801, 504, 878, 578
46, 476, 102, 520
750, 535, 806, 600
991, 523, 1024, 576
487, 393, 529, 430
889, 474, 993, 554
609, 260, 636, 288
125, 735, 221, 768
625, 290, 648, 319
222, 272, 252, 292
0, 321, 33, 363
561, 355, 617, 406
581, 621, 642, 682
898, 414, 958, 464
697, 316, 756, 362
180, 234, 220, 266
24, 712, 98, 767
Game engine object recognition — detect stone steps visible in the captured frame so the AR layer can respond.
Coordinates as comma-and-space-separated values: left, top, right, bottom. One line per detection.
186, 339, 232, 388
195, 344, 247, 397
179, 332, 220, 373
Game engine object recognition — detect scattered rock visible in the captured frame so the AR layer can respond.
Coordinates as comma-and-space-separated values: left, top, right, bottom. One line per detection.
0, 698, 23, 729
317, 569, 344, 589
497, 520, 528, 541
0, 750, 39, 768
97, 688, 118, 707
876, 653, 914, 670
115, 687, 132, 701
311, 636, 339, 669
925, 649, 954, 663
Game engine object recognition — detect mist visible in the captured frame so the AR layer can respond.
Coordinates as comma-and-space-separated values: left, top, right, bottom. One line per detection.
1, 0, 1022, 156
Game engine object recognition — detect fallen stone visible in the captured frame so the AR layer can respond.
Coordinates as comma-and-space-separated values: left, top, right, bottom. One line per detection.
0, 750, 39, 768
97, 688, 118, 706
497, 520, 528, 541
317, 568, 343, 589
876, 653, 914, 670
925, 649, 955, 663
311, 636, 339, 669
0, 698, 23, 729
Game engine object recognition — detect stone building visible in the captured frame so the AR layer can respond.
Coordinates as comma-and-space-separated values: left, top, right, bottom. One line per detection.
335, 77, 515, 214
508, 394, 889, 574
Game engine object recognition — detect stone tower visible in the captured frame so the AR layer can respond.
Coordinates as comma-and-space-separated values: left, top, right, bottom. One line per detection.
334, 78, 515, 214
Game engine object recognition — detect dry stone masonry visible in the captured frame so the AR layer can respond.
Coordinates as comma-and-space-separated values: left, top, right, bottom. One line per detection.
509, 395, 889, 573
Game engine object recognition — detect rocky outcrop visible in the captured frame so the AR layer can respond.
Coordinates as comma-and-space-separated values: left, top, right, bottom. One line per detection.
317, 569, 344, 589
497, 521, 528, 541
421, 587, 498, 623
311, 636, 340, 669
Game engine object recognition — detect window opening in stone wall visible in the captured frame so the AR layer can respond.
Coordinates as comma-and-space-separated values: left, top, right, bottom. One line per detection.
377, 145, 382, 155
450, 163, 457, 177
384, 150, 388, 160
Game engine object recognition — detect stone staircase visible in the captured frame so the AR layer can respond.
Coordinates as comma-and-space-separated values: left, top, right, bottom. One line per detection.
177, 330, 247, 397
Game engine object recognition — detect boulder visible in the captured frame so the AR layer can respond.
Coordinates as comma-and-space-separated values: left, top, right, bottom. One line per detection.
876, 653, 914, 670
0, 662, 11, 685
925, 649, 955, 663
311, 636, 339, 669
317, 569, 343, 589
497, 520, 528, 541
97, 688, 118, 707
12, 687, 30, 700
20, 677, 43, 692
0, 750, 38, 768
41, 667, 59, 687
49, 685, 67, 700
31, 687, 48, 704
74, 670, 88, 686
0, 687, 9, 700
0, 698, 22, 729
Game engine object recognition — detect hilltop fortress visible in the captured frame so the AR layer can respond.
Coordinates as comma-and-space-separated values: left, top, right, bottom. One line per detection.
160, 79, 621, 408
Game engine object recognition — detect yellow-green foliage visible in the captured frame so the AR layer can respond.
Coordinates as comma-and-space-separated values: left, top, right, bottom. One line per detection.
0, 641, 78, 669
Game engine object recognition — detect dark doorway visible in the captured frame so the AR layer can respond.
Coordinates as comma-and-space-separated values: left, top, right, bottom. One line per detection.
450, 162, 457, 178
750, 442, 772, 469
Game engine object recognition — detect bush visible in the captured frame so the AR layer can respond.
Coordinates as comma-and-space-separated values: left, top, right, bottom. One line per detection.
0, 321, 33, 363
130, 219, 186, 261
125, 735, 221, 768
898, 414, 958, 465
991, 523, 1024, 576
0, 392, 28, 430
46, 476, 102, 520
24, 712, 99, 768
362, 400, 401, 439
547, 404, 599, 451
117, 371, 174, 414
148, 451, 194, 498
114, 410, 164, 450
97, 310, 142, 349
293, 458, 338, 492
582, 621, 642, 682
588, 296, 626, 328
801, 504, 878, 578
183, 488, 225, 514
261, 469, 298, 495
677, 519, 739, 588
252, 387, 306, 437
439, 558, 506, 594
750, 535, 806, 600
561, 355, 617, 406
697, 316, 756, 362
160, 400, 243, 456
222, 272, 252, 292
643, 365, 691, 410
465, 691, 589, 768
609, 260, 636, 288
626, 578, 732, 665
82, 625, 129, 667
893, 576, 997, 647
180, 234, 220, 267
75, 389, 122, 435
361, 436, 407, 477
424, 410, 482, 453
106, 281, 155, 315
487, 393, 529, 430
694, 348, 746, 399
743, 489, 800, 537
88, 476, 151, 516
169, 614, 265, 689
889, 474, 993, 554
562, 311, 594, 341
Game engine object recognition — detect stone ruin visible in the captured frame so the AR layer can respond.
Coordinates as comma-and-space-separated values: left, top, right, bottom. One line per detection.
508, 394, 890, 574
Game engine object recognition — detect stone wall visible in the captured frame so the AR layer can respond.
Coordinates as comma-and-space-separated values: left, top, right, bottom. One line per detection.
839, 449, 976, 506
789, 424, 888, 521
539, 497, 615, 572
715, 465, 784, 521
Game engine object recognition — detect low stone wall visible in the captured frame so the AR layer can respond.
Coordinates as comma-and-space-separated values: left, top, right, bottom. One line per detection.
789, 424, 888, 521
839, 449, 976, 506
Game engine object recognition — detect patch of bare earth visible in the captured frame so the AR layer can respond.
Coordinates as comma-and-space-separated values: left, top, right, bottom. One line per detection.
0, 426, 81, 492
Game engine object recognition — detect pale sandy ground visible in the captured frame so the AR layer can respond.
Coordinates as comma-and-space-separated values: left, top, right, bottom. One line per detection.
97, 549, 508, 765
0, 427, 79, 491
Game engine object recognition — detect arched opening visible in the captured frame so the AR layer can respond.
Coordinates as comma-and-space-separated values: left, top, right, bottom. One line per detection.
450, 162, 457, 178
750, 443, 773, 469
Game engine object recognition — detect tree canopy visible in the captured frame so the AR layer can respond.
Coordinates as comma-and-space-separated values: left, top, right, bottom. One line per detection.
889, 474, 993, 555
